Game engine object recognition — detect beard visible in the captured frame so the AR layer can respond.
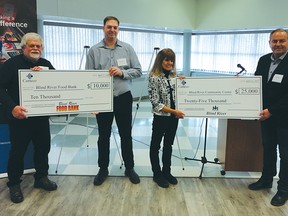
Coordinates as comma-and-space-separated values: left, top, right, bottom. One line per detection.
28, 52, 41, 62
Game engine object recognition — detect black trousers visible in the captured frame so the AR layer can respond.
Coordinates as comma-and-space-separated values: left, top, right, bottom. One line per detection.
261, 118, 288, 192
150, 114, 179, 176
7, 117, 51, 187
96, 91, 134, 169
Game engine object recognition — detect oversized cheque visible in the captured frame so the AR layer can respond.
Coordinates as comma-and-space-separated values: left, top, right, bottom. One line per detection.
175, 76, 262, 119
19, 70, 113, 117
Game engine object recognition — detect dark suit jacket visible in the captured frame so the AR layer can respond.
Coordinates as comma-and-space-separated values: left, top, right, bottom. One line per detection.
255, 52, 288, 127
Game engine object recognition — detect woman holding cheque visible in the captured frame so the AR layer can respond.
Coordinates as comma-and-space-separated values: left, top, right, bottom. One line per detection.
148, 48, 185, 188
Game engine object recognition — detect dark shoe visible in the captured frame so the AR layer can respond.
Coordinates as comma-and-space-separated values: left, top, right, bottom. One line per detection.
125, 168, 140, 184
34, 177, 57, 191
153, 176, 169, 188
271, 191, 288, 206
163, 173, 178, 185
248, 179, 272, 190
9, 184, 24, 203
93, 169, 109, 186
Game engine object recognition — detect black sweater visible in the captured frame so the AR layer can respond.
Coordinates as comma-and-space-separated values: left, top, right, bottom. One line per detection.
0, 54, 54, 119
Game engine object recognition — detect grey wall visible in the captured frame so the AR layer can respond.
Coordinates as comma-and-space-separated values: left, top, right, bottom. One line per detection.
37, 0, 288, 31
37, 0, 196, 31
195, 0, 288, 31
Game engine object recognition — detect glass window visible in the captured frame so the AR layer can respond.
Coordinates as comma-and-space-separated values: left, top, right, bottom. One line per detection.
191, 32, 271, 76
43, 22, 183, 72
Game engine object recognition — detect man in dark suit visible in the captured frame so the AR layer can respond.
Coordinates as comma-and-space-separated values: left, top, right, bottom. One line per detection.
248, 28, 288, 206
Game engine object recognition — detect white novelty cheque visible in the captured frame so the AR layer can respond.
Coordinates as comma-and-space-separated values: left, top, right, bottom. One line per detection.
175, 76, 262, 119
19, 70, 113, 117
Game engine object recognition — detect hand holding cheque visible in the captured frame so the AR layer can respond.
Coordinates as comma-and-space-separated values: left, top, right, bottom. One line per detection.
12, 66, 46, 119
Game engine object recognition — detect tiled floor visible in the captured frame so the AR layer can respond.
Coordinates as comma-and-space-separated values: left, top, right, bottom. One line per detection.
48, 100, 263, 179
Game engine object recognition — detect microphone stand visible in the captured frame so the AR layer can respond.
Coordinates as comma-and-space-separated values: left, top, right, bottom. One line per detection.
235, 69, 246, 76
184, 118, 222, 179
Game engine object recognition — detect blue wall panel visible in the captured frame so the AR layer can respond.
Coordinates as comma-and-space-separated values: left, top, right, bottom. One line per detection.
0, 124, 34, 174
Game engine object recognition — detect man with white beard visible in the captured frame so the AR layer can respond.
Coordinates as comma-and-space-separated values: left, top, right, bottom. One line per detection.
0, 32, 57, 203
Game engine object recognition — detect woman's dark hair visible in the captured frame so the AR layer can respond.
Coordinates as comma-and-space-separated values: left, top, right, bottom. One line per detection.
150, 48, 176, 77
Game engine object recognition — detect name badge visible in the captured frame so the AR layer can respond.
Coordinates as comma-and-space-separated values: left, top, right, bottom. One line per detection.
272, 74, 283, 83
117, 58, 127, 67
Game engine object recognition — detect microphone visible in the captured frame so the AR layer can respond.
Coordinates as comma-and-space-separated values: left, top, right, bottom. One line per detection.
236, 64, 246, 75
237, 64, 246, 72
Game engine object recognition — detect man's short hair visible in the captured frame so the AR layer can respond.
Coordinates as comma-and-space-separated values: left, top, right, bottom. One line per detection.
103, 16, 120, 26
